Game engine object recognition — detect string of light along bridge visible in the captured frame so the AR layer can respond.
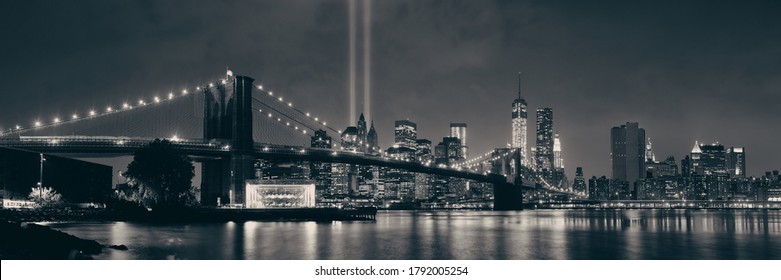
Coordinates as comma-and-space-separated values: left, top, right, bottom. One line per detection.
0, 75, 337, 141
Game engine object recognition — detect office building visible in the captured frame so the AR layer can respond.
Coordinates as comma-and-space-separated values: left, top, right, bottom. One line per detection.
511, 73, 529, 166
394, 120, 417, 149
726, 147, 746, 178
553, 133, 563, 170
535, 108, 554, 172
610, 122, 646, 184
450, 123, 468, 158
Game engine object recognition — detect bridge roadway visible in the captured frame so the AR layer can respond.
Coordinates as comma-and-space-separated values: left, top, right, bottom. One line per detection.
0, 136, 516, 186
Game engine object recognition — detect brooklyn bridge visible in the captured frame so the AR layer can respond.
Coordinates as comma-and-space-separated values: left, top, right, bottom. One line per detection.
0, 73, 581, 210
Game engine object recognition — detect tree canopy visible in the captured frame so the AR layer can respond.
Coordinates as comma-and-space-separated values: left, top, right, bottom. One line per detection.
29, 186, 63, 207
124, 139, 195, 207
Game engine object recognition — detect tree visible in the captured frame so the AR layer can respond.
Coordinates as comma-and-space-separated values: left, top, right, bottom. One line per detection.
123, 139, 195, 207
29, 186, 63, 207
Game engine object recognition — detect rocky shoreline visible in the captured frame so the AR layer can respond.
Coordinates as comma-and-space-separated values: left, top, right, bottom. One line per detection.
0, 222, 107, 259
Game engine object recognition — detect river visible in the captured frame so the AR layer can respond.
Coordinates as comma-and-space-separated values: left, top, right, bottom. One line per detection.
46, 209, 781, 260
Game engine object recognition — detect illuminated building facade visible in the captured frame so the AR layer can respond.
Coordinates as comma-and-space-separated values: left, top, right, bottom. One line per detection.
511, 74, 528, 166
244, 180, 316, 208
727, 147, 746, 178
434, 137, 463, 166
450, 123, 468, 158
553, 133, 563, 170
341, 126, 359, 152
310, 129, 332, 198
535, 108, 554, 172
394, 120, 417, 149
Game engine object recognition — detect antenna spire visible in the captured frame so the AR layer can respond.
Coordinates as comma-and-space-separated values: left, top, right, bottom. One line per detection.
517, 72, 522, 100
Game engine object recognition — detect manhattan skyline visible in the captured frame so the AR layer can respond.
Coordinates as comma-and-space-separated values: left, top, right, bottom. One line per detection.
1, 0, 780, 178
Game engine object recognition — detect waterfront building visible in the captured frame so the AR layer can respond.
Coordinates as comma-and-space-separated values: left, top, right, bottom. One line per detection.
244, 180, 315, 208
572, 167, 587, 195
588, 176, 610, 200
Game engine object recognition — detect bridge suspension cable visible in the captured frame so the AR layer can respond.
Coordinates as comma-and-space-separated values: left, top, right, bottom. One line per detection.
251, 84, 341, 134
251, 97, 317, 135
456, 149, 501, 169
0, 78, 224, 137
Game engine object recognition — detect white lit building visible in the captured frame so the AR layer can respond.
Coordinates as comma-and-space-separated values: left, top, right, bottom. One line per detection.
245, 180, 316, 208
553, 133, 563, 170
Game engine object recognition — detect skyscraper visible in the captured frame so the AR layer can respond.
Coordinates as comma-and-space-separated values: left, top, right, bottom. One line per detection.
645, 138, 656, 163
511, 73, 528, 166
727, 147, 746, 178
450, 123, 468, 158
310, 129, 332, 198
553, 133, 563, 170
357, 113, 367, 152
367, 121, 379, 155
414, 139, 434, 200
535, 108, 554, 172
415, 139, 433, 164
690, 141, 702, 175
434, 137, 463, 166
573, 167, 586, 194
695, 142, 729, 200
394, 120, 417, 149
610, 122, 646, 185
699, 143, 727, 176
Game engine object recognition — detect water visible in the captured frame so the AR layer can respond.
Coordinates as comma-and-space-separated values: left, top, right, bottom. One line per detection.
47, 209, 781, 260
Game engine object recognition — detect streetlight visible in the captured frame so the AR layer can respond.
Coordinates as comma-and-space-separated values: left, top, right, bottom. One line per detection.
38, 153, 46, 199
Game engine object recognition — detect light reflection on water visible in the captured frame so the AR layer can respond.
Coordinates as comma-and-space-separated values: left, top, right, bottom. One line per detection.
47, 209, 781, 260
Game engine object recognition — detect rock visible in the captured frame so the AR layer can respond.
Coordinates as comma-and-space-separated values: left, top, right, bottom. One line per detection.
108, 244, 128, 250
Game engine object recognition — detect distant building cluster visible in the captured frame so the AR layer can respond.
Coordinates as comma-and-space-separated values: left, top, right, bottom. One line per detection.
581, 121, 781, 202
254, 112, 490, 209
251, 74, 581, 208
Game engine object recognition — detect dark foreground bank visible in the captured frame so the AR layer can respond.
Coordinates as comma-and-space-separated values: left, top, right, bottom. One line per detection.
0, 222, 104, 259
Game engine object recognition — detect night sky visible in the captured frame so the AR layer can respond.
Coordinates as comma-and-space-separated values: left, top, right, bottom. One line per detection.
1, 0, 779, 178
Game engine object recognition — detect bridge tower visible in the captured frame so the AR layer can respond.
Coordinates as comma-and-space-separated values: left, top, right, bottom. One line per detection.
494, 148, 524, 210
201, 75, 256, 206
